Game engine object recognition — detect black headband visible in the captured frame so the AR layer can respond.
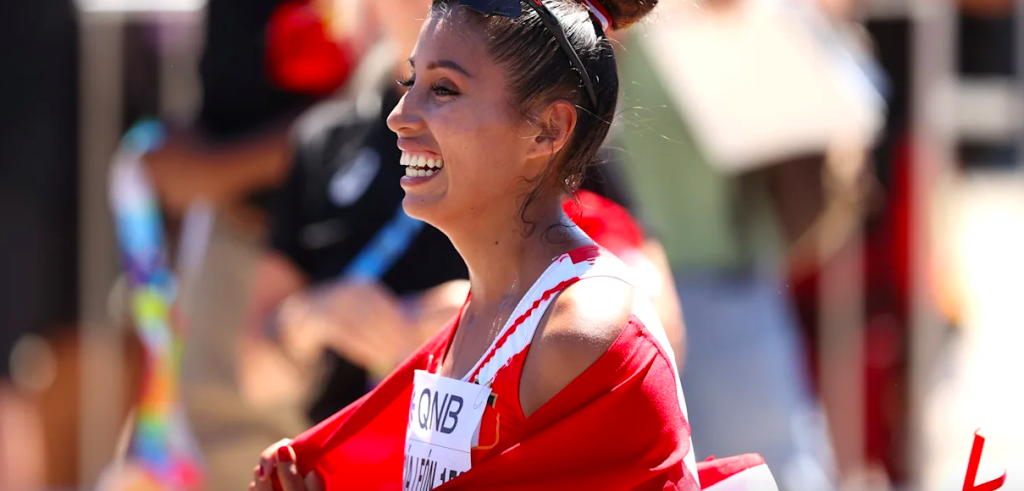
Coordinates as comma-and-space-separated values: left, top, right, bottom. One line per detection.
457, 0, 601, 109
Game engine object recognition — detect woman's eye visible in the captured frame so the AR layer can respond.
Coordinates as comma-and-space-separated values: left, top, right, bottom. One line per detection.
430, 83, 460, 97
396, 75, 459, 98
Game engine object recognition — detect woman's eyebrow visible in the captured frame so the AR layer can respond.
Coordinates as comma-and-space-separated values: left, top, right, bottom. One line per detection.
408, 57, 474, 78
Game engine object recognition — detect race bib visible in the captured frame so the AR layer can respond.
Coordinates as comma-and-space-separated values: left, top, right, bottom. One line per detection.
403, 370, 491, 490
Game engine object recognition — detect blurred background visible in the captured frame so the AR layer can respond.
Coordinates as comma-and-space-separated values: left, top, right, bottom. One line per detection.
0, 0, 1021, 490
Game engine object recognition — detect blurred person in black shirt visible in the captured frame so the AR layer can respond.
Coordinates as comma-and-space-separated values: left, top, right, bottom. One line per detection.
143, 0, 354, 225
0, 1, 77, 488
198, 0, 318, 141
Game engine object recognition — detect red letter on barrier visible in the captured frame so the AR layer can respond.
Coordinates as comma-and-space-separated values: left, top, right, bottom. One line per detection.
963, 429, 1006, 491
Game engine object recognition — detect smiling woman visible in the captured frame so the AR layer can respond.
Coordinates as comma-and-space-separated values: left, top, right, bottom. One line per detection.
388, 0, 627, 236
249, 1, 715, 490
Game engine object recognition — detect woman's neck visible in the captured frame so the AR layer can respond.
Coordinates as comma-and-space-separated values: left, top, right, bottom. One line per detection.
448, 198, 590, 315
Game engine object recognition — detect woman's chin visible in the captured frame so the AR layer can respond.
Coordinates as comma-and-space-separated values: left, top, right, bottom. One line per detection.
401, 194, 442, 223
400, 167, 448, 221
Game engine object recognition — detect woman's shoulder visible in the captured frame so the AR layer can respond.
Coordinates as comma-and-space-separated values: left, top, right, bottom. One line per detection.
519, 276, 636, 415
540, 276, 635, 352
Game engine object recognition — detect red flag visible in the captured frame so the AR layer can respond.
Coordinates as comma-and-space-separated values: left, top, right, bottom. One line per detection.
283, 311, 699, 490
275, 245, 780, 490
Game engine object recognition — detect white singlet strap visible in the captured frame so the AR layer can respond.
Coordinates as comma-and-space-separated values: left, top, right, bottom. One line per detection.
464, 251, 598, 386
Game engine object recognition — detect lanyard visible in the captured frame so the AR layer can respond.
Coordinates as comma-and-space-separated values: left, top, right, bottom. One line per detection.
341, 203, 425, 390
340, 204, 425, 281
264, 191, 425, 343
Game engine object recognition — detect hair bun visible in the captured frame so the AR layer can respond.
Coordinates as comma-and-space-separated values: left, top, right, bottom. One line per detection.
592, 0, 657, 29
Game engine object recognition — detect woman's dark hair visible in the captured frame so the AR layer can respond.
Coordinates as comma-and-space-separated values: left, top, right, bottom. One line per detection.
430, 0, 657, 233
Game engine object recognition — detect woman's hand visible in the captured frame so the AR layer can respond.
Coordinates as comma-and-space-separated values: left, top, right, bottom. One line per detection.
251, 439, 325, 491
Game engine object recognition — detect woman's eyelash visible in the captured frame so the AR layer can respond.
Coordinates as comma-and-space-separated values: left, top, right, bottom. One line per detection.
430, 83, 460, 96
396, 76, 460, 97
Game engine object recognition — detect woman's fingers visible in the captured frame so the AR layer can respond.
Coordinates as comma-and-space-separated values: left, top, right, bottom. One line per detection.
253, 441, 314, 491
305, 470, 327, 491
275, 445, 307, 491
258, 438, 291, 484
252, 465, 272, 491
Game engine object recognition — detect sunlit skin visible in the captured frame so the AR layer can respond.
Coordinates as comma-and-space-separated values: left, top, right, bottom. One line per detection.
392, 17, 548, 230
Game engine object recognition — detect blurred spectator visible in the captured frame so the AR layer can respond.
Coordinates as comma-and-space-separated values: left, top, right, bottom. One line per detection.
143, 0, 338, 226
129, 1, 359, 490
0, 0, 81, 488
607, 0, 890, 488
198, 0, 323, 140
0, 0, 78, 390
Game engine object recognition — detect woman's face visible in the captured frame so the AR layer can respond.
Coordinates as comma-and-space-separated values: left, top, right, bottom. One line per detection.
387, 11, 544, 229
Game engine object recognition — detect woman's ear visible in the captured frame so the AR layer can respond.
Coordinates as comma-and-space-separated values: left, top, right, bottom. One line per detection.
525, 100, 578, 161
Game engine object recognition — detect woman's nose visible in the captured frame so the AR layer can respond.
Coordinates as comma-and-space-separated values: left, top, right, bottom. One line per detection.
386, 92, 423, 136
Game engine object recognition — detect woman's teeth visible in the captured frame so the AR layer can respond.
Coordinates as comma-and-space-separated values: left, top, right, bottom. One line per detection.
400, 153, 444, 177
